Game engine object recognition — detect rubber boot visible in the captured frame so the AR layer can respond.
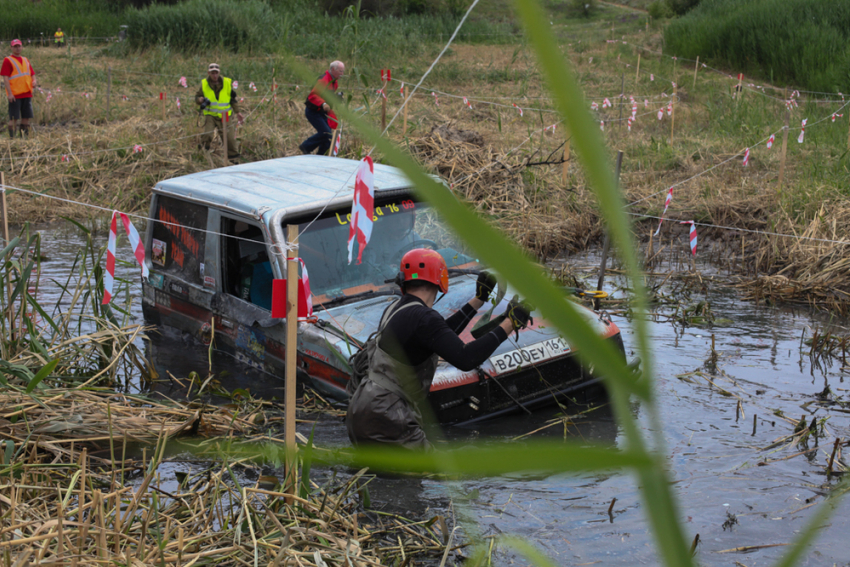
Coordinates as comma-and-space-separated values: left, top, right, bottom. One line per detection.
19, 124, 29, 138
7, 126, 15, 139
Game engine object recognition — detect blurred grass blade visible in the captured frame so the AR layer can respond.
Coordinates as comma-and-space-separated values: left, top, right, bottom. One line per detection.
26, 359, 59, 393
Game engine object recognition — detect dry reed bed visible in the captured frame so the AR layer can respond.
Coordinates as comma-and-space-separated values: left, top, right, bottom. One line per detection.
0, 389, 448, 566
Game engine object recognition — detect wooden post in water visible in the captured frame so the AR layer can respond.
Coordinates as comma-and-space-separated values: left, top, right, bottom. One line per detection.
595, 151, 624, 310
106, 66, 111, 120
284, 224, 299, 502
778, 88, 790, 192
0, 172, 12, 342
402, 86, 409, 137
692, 56, 699, 89
635, 53, 641, 82
222, 112, 229, 166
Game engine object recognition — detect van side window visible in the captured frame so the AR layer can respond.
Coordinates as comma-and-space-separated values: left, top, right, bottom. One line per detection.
221, 218, 272, 310
150, 196, 208, 286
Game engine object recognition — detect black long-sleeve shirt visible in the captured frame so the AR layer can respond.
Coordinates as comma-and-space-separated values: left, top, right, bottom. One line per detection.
378, 294, 508, 371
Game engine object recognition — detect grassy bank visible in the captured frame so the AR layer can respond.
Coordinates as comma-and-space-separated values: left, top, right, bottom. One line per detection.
664, 0, 850, 93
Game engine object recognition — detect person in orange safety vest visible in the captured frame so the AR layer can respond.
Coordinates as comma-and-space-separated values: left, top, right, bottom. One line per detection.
1, 39, 37, 138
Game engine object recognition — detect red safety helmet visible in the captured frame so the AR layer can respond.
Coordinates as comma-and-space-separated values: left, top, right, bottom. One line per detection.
399, 248, 448, 293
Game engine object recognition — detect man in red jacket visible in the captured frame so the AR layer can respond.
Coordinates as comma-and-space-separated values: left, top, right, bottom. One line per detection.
299, 61, 344, 156
2, 39, 37, 139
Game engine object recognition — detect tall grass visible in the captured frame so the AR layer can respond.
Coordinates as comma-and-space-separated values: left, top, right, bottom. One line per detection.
0, 0, 121, 41
119, 0, 517, 58
664, 0, 850, 93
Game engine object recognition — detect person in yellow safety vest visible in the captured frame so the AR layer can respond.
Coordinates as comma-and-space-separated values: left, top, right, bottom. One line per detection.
194, 63, 244, 161
54, 28, 65, 47
1, 39, 37, 139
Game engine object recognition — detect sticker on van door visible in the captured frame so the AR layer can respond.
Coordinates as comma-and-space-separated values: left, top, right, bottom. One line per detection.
151, 239, 167, 266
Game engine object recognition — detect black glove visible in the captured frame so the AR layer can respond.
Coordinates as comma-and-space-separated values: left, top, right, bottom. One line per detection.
475, 271, 497, 302
504, 295, 533, 332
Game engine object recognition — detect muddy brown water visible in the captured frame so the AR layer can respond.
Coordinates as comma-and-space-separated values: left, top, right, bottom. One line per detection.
35, 225, 850, 566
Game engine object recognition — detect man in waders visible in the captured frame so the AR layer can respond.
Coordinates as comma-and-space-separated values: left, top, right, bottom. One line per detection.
1, 39, 36, 139
346, 249, 532, 449
195, 63, 243, 161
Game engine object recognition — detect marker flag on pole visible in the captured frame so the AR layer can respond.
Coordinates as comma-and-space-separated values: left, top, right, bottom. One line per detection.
797, 118, 807, 144
512, 103, 523, 117
333, 132, 341, 156
463, 96, 472, 109
680, 221, 697, 256
347, 157, 375, 265
400, 82, 404, 96
102, 211, 149, 305
591, 101, 599, 111
742, 147, 750, 166
178, 76, 188, 88
432, 92, 439, 106
654, 187, 674, 236
767, 134, 775, 149
667, 103, 673, 116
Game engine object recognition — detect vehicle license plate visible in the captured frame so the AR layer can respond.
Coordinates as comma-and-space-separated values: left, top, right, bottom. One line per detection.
488, 337, 571, 375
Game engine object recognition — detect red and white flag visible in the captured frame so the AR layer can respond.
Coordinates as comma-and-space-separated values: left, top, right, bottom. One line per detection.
432, 92, 439, 106
333, 132, 341, 156
347, 157, 375, 265
654, 187, 674, 236
60, 154, 69, 162
600, 121, 605, 131
631, 103, 637, 118
657, 109, 663, 120
644, 98, 649, 108
544, 124, 557, 133
463, 96, 472, 109
767, 134, 775, 149
627, 116, 633, 132
680, 221, 697, 256
797, 118, 807, 143
232, 80, 239, 89
400, 82, 405, 96
102, 211, 148, 305
133, 144, 143, 153
602, 97, 611, 108
512, 103, 523, 117
650, 74, 654, 81
742, 147, 750, 166
667, 103, 673, 116
831, 113, 843, 122
178, 76, 188, 88
249, 82, 258, 92
591, 101, 599, 111
176, 97, 181, 109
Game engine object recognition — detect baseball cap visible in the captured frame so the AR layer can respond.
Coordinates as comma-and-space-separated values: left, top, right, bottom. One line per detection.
208, 63, 220, 72
10, 39, 22, 47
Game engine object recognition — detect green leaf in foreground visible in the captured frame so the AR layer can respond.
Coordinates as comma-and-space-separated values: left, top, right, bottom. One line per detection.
26, 359, 59, 393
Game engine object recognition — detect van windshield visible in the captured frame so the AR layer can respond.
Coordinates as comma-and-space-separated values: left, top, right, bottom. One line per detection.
295, 197, 478, 304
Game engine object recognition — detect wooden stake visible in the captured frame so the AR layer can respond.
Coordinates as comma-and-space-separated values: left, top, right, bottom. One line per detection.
692, 56, 699, 89
778, 90, 790, 192
222, 112, 229, 166
106, 66, 111, 121
402, 86, 409, 137
0, 172, 13, 341
595, 151, 624, 309
635, 53, 641, 82
272, 68, 276, 131
285, 224, 299, 503
562, 137, 570, 186
847, 112, 850, 151
381, 81, 387, 132
671, 82, 677, 143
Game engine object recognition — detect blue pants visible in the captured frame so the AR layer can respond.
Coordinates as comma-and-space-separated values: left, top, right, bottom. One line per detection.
301, 106, 332, 155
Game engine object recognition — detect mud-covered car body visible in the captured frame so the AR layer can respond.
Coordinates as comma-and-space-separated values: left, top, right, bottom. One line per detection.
141, 156, 625, 424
